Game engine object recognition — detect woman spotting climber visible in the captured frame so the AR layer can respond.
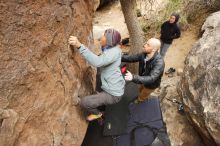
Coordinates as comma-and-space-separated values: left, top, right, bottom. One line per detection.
68, 29, 125, 121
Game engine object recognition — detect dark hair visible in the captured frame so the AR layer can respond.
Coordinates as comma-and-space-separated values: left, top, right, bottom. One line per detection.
171, 13, 180, 23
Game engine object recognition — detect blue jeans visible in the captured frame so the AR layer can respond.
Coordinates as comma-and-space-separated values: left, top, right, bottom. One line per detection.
160, 42, 171, 57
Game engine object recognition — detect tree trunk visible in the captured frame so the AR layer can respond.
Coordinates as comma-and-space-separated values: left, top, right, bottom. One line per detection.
120, 0, 144, 74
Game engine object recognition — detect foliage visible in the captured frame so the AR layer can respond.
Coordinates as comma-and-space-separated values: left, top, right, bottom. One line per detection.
138, 0, 189, 36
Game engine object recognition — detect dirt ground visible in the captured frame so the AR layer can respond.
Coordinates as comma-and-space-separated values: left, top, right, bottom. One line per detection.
162, 29, 197, 78
93, 1, 198, 78
93, 2, 128, 38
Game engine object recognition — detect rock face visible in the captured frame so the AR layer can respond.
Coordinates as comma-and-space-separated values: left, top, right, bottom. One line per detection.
0, 1, 94, 146
94, 0, 114, 10
184, 0, 220, 28
153, 77, 204, 146
94, 0, 101, 10
178, 11, 220, 146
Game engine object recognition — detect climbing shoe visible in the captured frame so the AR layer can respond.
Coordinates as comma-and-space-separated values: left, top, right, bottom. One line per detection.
87, 113, 103, 121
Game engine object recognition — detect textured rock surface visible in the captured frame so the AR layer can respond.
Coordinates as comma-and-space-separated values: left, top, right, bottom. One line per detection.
178, 11, 220, 146
94, 0, 114, 10
153, 77, 204, 146
184, 0, 220, 29
0, 1, 94, 146
94, 0, 101, 10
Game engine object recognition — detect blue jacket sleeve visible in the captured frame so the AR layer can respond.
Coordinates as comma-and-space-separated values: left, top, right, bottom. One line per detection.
79, 44, 120, 67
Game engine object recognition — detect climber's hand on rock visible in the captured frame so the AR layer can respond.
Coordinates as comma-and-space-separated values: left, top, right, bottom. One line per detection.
68, 36, 81, 49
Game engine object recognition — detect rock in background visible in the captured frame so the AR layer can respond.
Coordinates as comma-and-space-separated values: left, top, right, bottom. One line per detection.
94, 0, 115, 10
0, 1, 95, 146
178, 11, 220, 146
184, 0, 220, 24
153, 76, 204, 146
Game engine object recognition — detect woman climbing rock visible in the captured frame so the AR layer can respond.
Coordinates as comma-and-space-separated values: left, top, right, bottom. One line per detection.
68, 28, 125, 121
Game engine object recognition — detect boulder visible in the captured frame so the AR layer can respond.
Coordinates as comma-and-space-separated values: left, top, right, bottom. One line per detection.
178, 11, 220, 146
0, 1, 95, 146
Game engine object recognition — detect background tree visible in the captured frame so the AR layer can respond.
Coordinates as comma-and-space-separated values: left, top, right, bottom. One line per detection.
120, 0, 145, 74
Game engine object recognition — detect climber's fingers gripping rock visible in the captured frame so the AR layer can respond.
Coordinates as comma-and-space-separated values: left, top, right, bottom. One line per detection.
68, 36, 81, 49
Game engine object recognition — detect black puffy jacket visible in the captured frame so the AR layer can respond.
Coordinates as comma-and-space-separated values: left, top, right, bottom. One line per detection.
122, 52, 165, 89
160, 21, 181, 44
